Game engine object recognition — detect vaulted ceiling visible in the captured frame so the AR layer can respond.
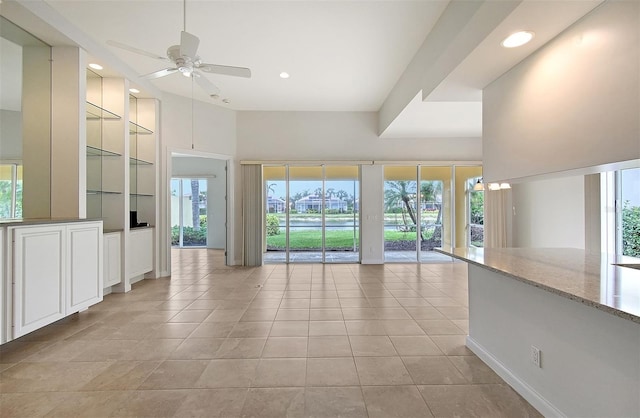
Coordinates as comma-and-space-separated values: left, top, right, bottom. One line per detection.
3, 0, 603, 137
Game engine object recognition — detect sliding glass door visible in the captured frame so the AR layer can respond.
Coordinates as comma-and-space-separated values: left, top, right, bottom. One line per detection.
289, 166, 323, 262
325, 166, 359, 262
419, 166, 451, 261
264, 166, 287, 262
383, 166, 418, 262
171, 178, 207, 247
384, 165, 476, 262
264, 165, 360, 263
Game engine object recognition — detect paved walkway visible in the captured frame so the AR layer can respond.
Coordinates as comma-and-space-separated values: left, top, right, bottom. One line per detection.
264, 251, 454, 264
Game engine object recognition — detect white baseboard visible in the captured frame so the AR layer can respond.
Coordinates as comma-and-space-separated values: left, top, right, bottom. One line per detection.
466, 336, 565, 418
130, 274, 145, 285
361, 258, 384, 264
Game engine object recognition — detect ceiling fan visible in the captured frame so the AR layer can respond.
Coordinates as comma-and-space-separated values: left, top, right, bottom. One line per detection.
106, 0, 250, 101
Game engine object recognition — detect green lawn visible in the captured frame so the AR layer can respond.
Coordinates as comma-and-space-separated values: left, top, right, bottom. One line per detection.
267, 230, 358, 249
267, 229, 429, 250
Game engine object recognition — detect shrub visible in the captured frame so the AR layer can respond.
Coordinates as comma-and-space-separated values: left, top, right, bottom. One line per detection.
622, 201, 640, 258
266, 214, 280, 236
171, 225, 207, 246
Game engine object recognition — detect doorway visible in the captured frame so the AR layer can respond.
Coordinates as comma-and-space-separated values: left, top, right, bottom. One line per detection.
170, 155, 227, 255
171, 178, 208, 247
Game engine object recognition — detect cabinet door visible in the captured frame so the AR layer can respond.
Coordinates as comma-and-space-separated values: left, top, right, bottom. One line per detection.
104, 232, 122, 287
128, 228, 153, 279
66, 222, 103, 313
0, 228, 6, 344
12, 225, 66, 338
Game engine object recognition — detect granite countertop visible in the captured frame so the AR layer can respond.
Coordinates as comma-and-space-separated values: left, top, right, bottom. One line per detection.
0, 218, 103, 226
437, 247, 640, 324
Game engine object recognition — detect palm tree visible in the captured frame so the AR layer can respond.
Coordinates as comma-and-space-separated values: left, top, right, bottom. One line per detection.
420, 181, 443, 224
384, 181, 417, 226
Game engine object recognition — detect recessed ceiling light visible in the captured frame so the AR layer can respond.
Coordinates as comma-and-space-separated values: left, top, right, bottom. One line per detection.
501, 31, 535, 48
279, 72, 290, 79
88, 63, 103, 70
129, 88, 140, 94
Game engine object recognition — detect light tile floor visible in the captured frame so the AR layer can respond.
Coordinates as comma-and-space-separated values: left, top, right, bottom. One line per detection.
0, 249, 541, 418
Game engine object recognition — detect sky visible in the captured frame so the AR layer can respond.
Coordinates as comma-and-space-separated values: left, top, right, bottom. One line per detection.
621, 168, 640, 206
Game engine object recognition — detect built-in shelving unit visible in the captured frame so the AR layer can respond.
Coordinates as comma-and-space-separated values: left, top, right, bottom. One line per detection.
85, 70, 126, 228
128, 95, 156, 229
83, 70, 158, 293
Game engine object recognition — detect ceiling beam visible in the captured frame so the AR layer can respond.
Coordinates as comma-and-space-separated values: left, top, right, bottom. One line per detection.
377, 0, 522, 136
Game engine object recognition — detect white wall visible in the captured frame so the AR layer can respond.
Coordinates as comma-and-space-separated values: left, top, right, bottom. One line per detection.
483, 1, 640, 182
172, 156, 227, 249
511, 176, 585, 249
360, 165, 384, 264
237, 111, 482, 161
468, 265, 640, 417
160, 93, 237, 272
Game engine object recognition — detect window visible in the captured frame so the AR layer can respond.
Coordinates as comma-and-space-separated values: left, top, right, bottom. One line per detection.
0, 163, 22, 218
467, 176, 484, 247
617, 168, 640, 260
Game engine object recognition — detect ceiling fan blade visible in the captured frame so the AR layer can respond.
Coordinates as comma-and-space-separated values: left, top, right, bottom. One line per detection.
180, 31, 200, 58
193, 72, 220, 95
141, 68, 179, 79
106, 40, 168, 61
197, 63, 251, 78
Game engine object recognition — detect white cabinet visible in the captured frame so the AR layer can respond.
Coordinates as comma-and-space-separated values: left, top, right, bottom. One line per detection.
103, 231, 122, 288
128, 227, 153, 281
9, 221, 103, 340
66, 222, 103, 312
12, 224, 66, 337
0, 227, 6, 344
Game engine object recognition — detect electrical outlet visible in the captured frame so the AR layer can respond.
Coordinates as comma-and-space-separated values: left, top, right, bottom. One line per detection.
531, 345, 541, 368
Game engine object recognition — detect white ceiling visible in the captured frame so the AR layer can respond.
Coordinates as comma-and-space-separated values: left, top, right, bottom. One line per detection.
5, 0, 603, 138
44, 0, 449, 111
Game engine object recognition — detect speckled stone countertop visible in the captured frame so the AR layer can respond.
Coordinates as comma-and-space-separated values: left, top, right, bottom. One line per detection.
0, 218, 102, 226
437, 247, 640, 324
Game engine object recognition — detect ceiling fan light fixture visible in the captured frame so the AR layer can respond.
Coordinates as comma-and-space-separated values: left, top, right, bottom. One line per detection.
88, 63, 103, 70
501, 31, 535, 48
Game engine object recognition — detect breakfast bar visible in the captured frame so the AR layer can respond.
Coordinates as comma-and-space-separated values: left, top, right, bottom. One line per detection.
437, 247, 640, 418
